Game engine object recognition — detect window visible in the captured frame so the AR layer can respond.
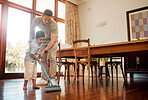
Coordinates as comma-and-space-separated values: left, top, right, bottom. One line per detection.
8, 0, 32, 9
5, 7, 31, 73
36, 0, 55, 14
58, 22, 65, 44
58, 1, 65, 19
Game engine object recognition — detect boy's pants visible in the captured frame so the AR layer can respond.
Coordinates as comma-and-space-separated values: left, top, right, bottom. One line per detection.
40, 42, 58, 80
24, 61, 37, 80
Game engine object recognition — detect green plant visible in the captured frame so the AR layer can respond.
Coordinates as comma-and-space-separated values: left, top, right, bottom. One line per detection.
5, 41, 28, 72
136, 38, 140, 40
100, 58, 109, 61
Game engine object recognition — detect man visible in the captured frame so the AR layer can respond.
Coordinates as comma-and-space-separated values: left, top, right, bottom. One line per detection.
30, 9, 58, 85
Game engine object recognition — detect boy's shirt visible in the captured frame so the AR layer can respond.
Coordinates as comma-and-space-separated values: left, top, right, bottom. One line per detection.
24, 39, 41, 63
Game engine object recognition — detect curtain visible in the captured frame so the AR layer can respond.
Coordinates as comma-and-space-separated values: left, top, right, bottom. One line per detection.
65, 1, 80, 46
65, 1, 82, 76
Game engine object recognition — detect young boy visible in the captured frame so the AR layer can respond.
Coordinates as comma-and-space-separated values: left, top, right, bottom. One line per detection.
23, 31, 45, 90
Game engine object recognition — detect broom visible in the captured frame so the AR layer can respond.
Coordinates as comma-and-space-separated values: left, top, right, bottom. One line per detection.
40, 63, 61, 92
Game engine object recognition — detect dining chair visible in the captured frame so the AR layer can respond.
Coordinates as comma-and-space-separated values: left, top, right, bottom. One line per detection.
57, 43, 75, 84
98, 58, 110, 79
72, 38, 97, 83
105, 57, 126, 81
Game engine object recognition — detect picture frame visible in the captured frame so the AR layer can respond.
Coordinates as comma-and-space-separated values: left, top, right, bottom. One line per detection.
126, 6, 148, 41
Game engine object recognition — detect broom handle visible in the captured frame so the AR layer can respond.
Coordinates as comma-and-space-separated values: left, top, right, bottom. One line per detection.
40, 63, 53, 86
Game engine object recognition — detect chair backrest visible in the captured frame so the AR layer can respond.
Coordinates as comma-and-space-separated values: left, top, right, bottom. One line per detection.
56, 43, 61, 65
111, 57, 122, 62
73, 38, 91, 61
57, 43, 67, 63
108, 57, 123, 67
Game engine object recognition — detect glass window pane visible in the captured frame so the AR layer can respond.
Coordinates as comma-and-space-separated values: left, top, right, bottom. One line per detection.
5, 7, 31, 73
58, 1, 65, 19
35, 16, 42, 73
36, 0, 55, 15
58, 22, 65, 44
8, 0, 32, 9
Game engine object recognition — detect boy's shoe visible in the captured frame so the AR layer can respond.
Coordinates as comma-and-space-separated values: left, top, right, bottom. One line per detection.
36, 78, 48, 86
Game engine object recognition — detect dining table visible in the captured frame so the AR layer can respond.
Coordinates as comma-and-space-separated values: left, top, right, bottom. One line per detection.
57, 39, 148, 79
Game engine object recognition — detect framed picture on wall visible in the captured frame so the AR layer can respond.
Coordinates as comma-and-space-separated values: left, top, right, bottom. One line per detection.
126, 6, 148, 41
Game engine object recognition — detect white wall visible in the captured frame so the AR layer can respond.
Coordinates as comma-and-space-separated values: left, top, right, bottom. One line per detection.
78, 0, 148, 45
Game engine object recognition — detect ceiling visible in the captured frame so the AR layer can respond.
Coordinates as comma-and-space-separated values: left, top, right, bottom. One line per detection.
78, 0, 90, 4
67, 0, 90, 5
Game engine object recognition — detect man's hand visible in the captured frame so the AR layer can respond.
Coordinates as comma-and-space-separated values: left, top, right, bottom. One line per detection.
37, 59, 42, 64
39, 50, 46, 58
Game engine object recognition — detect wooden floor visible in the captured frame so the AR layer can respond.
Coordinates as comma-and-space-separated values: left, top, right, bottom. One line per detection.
0, 77, 148, 100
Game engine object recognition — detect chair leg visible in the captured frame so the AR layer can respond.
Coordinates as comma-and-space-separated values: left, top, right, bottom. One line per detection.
64, 65, 67, 80
106, 67, 110, 78
115, 64, 118, 81
73, 64, 75, 77
87, 62, 91, 82
105, 64, 107, 80
73, 62, 78, 84
67, 64, 70, 80
98, 65, 102, 79
82, 64, 85, 81
77, 65, 79, 78
95, 65, 97, 80
120, 64, 126, 80
91, 65, 93, 79
111, 65, 113, 81
104, 64, 110, 80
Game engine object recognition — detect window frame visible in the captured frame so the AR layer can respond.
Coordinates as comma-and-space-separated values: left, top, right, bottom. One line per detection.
0, 0, 65, 79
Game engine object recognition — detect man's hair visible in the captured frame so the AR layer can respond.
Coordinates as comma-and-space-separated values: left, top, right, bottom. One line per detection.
36, 31, 45, 39
43, 9, 53, 16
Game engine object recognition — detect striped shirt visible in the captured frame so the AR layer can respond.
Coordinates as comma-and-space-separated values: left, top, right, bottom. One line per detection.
24, 39, 41, 63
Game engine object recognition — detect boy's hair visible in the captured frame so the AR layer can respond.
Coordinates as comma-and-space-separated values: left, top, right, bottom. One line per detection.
36, 31, 45, 39
43, 9, 53, 16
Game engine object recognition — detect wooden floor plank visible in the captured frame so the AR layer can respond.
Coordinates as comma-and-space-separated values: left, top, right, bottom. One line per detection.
0, 77, 148, 100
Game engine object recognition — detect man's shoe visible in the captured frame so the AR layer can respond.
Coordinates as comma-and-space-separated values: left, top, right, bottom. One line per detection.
36, 78, 48, 86
50, 79, 58, 86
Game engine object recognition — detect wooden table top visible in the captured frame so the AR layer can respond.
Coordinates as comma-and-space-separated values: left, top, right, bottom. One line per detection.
57, 39, 148, 58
